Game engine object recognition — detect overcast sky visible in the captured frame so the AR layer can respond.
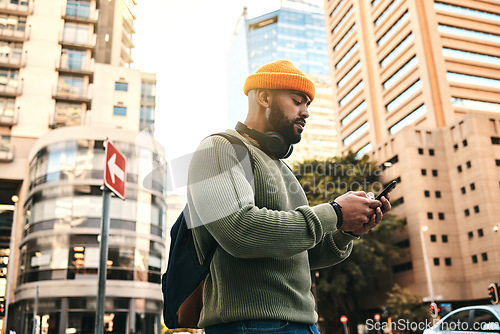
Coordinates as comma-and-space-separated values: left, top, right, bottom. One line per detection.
132, 0, 282, 161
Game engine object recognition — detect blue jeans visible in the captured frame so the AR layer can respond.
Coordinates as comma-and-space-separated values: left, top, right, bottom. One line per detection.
204, 320, 321, 333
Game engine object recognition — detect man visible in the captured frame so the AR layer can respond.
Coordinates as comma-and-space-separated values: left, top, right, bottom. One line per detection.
186, 60, 391, 333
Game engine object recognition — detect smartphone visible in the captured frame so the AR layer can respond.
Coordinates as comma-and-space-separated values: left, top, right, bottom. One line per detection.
375, 180, 397, 200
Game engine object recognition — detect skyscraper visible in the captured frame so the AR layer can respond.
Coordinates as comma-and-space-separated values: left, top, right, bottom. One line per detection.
325, 0, 500, 307
228, 0, 338, 162
0, 0, 165, 332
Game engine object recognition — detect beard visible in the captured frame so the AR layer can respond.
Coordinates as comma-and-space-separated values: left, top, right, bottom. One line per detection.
268, 99, 304, 145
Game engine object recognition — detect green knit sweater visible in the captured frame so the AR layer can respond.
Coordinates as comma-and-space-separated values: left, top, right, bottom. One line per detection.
187, 130, 356, 328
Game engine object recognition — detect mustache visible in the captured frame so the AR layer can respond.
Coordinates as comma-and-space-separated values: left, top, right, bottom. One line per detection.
294, 118, 306, 125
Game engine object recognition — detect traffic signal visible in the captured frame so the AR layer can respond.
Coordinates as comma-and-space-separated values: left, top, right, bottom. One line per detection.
430, 302, 440, 318
488, 283, 499, 305
0, 299, 5, 316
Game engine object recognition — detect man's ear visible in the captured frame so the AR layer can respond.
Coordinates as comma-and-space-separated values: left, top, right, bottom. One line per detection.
256, 89, 272, 109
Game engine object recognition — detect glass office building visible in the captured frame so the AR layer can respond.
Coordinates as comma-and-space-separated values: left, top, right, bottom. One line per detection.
12, 126, 166, 333
227, 0, 331, 128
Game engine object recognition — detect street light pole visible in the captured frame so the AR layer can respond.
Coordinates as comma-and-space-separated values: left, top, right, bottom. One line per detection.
420, 226, 435, 302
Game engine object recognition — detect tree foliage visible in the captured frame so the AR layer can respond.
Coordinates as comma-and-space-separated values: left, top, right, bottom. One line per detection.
292, 152, 406, 334
385, 284, 431, 334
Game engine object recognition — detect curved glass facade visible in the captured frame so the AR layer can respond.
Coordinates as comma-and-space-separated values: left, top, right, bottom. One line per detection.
15, 136, 167, 333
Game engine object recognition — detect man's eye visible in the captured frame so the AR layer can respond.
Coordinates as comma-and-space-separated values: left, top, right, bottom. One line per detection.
294, 100, 301, 106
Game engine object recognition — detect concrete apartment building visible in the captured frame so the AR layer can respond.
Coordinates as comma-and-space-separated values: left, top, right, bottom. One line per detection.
0, 0, 165, 332
227, 0, 339, 162
324, 0, 499, 308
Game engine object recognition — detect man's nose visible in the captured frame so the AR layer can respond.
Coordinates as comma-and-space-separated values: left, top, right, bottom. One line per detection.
300, 105, 310, 119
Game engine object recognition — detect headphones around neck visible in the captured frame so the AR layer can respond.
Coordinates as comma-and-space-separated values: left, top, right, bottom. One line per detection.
235, 122, 293, 159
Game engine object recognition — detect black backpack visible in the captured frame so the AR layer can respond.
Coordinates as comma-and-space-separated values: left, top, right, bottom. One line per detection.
162, 133, 255, 329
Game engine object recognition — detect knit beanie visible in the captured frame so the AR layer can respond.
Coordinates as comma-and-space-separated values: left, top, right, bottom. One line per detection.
243, 60, 315, 101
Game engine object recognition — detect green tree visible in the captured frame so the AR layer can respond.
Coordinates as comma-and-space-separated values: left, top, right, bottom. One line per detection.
385, 284, 431, 334
293, 152, 405, 334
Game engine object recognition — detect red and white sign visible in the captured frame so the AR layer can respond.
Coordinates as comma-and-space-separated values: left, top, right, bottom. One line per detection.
104, 140, 126, 200
340, 316, 348, 324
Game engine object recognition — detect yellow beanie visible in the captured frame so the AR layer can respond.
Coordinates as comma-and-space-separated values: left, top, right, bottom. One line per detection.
243, 60, 315, 101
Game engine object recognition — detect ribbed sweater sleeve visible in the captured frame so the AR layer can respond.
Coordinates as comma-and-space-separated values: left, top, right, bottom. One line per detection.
187, 135, 337, 259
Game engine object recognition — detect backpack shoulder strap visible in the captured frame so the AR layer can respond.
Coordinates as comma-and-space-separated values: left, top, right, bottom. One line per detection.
211, 132, 255, 181
199, 132, 255, 264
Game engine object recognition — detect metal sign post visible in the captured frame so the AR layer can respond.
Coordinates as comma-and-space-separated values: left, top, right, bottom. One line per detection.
94, 187, 111, 334
95, 140, 126, 333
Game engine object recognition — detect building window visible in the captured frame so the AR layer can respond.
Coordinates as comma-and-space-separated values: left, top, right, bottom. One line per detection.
438, 24, 500, 44
113, 106, 127, 116
465, 209, 470, 217
392, 261, 413, 273
466, 161, 471, 168
444, 49, 500, 67
62, 22, 90, 45
461, 187, 466, 194
492, 137, 500, 145
496, 159, 500, 166
115, 82, 128, 91
427, 212, 433, 219
470, 183, 475, 191
435, 191, 441, 198
330, 0, 346, 18
389, 104, 427, 134
454, 144, 459, 151
482, 253, 488, 262
457, 165, 462, 173
433, 258, 440, 266
66, 0, 91, 19
432, 170, 438, 177
478, 229, 484, 237
386, 81, 423, 113
339, 81, 365, 107
337, 62, 361, 88
374, 0, 401, 26
380, 33, 414, 68
336, 42, 359, 70
334, 23, 356, 51
383, 55, 417, 89
421, 169, 427, 176
434, 2, 500, 22
447, 72, 500, 90
343, 121, 369, 146
418, 148, 424, 155
445, 258, 452, 266
438, 212, 445, 220
424, 190, 430, 197
472, 255, 478, 263
474, 205, 479, 213
429, 149, 435, 156
378, 11, 410, 47
355, 143, 372, 159
341, 101, 366, 126
468, 231, 474, 239
430, 234, 437, 242
463, 139, 468, 147
332, 6, 353, 35
442, 235, 448, 243
392, 197, 404, 206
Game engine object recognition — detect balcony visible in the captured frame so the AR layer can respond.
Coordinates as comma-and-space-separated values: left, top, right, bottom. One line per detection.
59, 31, 96, 50
62, 5, 99, 24
0, 107, 18, 126
48, 107, 85, 129
122, 17, 135, 34
0, 51, 27, 69
0, 137, 14, 162
0, 0, 34, 16
55, 55, 94, 79
121, 30, 134, 49
120, 45, 133, 65
52, 84, 92, 105
0, 80, 23, 97
0, 24, 30, 42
